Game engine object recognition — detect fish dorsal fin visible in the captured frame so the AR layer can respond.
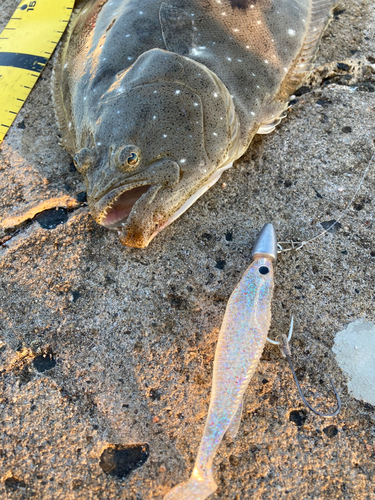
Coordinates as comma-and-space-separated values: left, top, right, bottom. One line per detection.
278, 0, 338, 99
159, 3, 196, 56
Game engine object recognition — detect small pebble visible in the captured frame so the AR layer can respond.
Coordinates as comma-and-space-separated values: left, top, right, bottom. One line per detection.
99, 443, 149, 478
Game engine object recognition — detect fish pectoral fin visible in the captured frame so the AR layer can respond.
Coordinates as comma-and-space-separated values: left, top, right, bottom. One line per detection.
159, 3, 196, 56
226, 400, 243, 440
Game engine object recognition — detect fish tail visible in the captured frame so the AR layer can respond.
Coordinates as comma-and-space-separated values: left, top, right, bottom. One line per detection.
164, 469, 217, 500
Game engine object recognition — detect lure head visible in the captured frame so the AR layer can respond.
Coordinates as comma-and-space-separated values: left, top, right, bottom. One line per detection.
251, 223, 278, 264
76, 49, 242, 248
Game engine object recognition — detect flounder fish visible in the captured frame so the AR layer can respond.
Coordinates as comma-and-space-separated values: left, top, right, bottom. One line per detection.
53, 0, 337, 247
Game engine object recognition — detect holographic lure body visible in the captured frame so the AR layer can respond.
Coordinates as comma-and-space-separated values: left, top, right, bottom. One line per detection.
165, 224, 277, 500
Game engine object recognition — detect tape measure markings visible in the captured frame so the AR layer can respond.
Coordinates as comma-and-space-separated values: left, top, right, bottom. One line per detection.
0, 0, 75, 143
0, 53, 48, 72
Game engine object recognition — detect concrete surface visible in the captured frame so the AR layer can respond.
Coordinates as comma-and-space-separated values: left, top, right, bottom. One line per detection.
0, 0, 374, 499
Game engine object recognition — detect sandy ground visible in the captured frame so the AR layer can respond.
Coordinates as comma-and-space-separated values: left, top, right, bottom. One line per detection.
0, 0, 374, 499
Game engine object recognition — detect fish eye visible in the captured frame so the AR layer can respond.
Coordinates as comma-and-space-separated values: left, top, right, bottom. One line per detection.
127, 152, 139, 166
117, 145, 141, 171
259, 266, 270, 275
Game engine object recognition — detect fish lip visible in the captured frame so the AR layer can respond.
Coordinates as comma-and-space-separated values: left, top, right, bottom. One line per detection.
95, 181, 158, 225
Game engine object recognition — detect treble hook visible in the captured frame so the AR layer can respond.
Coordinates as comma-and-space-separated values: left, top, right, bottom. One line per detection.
278, 318, 341, 418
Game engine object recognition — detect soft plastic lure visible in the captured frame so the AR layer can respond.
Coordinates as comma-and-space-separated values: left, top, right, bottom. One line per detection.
164, 223, 277, 500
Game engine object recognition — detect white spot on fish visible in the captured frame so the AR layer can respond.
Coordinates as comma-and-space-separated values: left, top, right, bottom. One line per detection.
180, 159, 186, 164
213, 132, 218, 136
227, 57, 232, 61
83, 96, 87, 101
127, 57, 133, 61
213, 92, 219, 98
97, 142, 101, 146
153, 116, 156, 120
264, 60, 269, 64
175, 90, 181, 95
68, 122, 72, 128
250, 111, 255, 116
126, 34, 130, 37
154, 90, 157, 94
139, 11, 143, 15
163, 134, 167, 138
288, 29, 296, 36
64, 63, 68, 69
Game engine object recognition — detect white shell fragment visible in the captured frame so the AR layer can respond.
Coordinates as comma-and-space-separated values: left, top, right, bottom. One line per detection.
332, 319, 375, 405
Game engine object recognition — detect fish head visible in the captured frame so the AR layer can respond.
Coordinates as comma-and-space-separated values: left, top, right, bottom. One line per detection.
73, 49, 242, 248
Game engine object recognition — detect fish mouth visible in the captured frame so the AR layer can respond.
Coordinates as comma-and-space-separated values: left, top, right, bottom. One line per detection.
96, 182, 158, 228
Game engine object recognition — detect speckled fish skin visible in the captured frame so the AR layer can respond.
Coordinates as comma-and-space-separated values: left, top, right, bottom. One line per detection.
53, 0, 337, 247
164, 255, 274, 500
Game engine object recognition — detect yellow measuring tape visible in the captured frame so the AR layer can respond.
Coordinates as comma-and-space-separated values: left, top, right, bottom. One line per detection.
0, 0, 75, 143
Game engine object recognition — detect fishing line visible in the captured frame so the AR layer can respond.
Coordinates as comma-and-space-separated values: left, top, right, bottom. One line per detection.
277, 141, 375, 253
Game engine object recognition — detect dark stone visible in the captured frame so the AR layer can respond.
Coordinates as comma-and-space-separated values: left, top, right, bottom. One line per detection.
289, 410, 307, 427
370, 251, 375, 257
337, 62, 351, 71
323, 425, 338, 438
99, 443, 149, 478
72, 291, 81, 302
4, 475, 26, 489
367, 55, 375, 64
169, 294, 186, 309
288, 99, 298, 106
215, 259, 226, 270
262, 379, 269, 384
35, 208, 68, 229
294, 86, 311, 96
149, 388, 161, 401
225, 231, 233, 241
17, 120, 26, 129
284, 179, 292, 187
201, 232, 212, 241
316, 99, 331, 107
33, 352, 56, 373
76, 191, 87, 203
320, 220, 342, 233
341, 250, 348, 255
341, 126, 352, 133
314, 189, 323, 199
